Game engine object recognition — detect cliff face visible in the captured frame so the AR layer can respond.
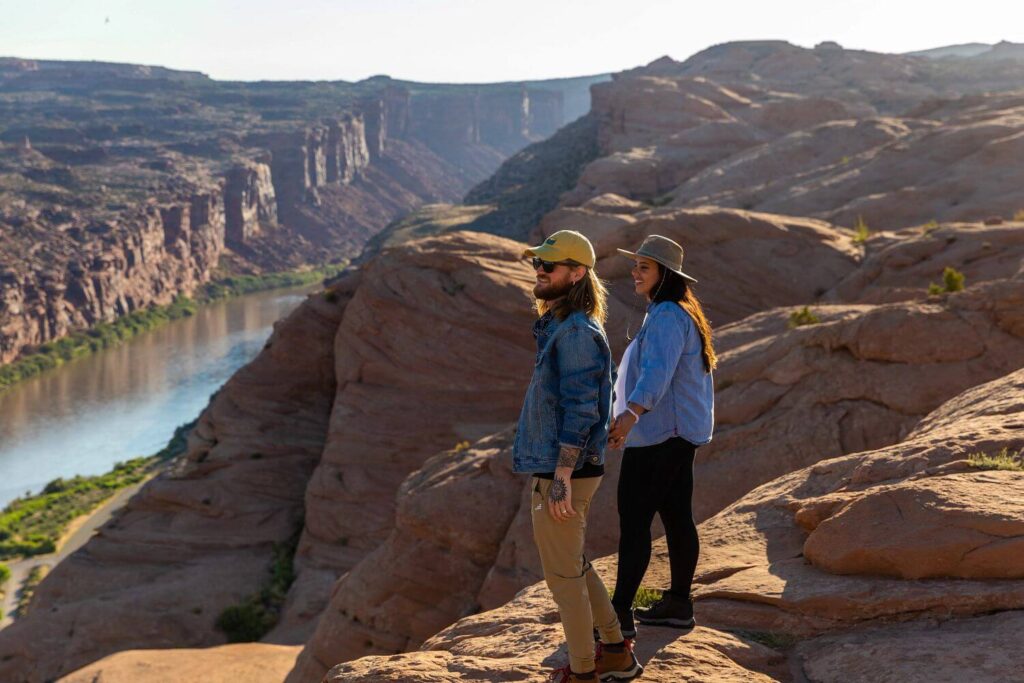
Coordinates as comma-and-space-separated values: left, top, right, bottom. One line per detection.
0, 185, 225, 364
0, 62, 604, 367
0, 288, 344, 682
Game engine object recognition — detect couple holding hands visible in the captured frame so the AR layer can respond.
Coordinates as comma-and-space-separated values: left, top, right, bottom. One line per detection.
511, 229, 716, 682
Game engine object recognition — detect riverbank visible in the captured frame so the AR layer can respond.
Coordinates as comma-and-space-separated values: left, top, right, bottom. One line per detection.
0, 262, 347, 392
0, 421, 192, 626
0, 478, 151, 627
0, 421, 191, 561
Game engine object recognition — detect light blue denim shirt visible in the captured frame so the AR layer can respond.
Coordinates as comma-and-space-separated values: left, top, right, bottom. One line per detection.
512, 310, 614, 473
620, 301, 714, 448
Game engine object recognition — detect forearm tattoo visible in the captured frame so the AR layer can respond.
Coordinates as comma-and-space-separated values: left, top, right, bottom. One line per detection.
549, 476, 568, 503
557, 445, 581, 469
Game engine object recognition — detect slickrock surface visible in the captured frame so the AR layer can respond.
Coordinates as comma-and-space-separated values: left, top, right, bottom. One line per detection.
325, 366, 1024, 683
0, 290, 344, 682
536, 200, 860, 343
668, 94, 1024, 228
284, 232, 541, 674
691, 367, 1024, 638
325, 567, 790, 683
57, 643, 301, 683
696, 275, 1024, 521
550, 44, 1024, 232
825, 220, 1024, 304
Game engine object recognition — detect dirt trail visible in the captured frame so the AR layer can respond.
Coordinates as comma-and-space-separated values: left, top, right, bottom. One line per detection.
0, 481, 146, 628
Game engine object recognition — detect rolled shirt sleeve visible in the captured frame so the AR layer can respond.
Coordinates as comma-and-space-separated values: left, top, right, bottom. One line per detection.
627, 306, 686, 411
556, 323, 606, 449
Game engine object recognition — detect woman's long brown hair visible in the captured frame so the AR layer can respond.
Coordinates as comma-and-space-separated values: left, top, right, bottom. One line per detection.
651, 265, 717, 372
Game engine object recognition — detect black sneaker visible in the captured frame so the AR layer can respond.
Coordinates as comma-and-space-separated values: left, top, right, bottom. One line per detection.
593, 608, 636, 641
635, 592, 695, 629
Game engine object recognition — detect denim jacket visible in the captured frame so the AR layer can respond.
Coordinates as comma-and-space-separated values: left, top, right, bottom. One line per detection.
620, 301, 714, 448
512, 310, 614, 473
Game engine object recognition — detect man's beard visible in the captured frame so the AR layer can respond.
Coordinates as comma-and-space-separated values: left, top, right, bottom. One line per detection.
534, 278, 575, 301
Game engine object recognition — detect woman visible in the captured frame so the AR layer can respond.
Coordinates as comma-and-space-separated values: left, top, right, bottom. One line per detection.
607, 234, 716, 637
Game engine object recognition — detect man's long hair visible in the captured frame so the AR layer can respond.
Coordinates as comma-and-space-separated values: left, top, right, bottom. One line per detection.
651, 265, 717, 372
536, 266, 609, 326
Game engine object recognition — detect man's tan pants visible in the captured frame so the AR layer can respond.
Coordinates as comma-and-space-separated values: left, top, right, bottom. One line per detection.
532, 476, 623, 673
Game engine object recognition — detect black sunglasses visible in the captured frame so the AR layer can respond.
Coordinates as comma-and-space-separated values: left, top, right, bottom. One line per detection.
531, 257, 578, 273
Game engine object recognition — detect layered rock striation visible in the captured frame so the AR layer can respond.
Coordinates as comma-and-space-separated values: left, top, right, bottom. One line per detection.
0, 289, 344, 682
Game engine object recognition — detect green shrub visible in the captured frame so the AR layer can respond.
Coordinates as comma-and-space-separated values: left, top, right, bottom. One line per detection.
788, 306, 821, 328
968, 448, 1024, 471
852, 216, 871, 244
928, 266, 965, 296
0, 561, 10, 585
922, 219, 940, 233
215, 601, 276, 643
215, 531, 301, 642
633, 587, 663, 609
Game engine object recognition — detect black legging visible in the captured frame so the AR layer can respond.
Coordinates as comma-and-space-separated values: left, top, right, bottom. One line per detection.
611, 437, 699, 613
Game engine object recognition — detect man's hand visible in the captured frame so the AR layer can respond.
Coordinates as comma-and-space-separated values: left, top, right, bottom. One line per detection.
548, 445, 580, 522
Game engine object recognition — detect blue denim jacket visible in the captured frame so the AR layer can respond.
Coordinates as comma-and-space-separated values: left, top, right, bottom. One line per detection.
512, 310, 614, 473
620, 301, 714, 448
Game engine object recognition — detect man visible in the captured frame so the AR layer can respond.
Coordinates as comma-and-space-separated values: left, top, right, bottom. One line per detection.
512, 230, 644, 682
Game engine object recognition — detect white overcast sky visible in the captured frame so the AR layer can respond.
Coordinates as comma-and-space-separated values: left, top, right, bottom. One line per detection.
1, 0, 1022, 82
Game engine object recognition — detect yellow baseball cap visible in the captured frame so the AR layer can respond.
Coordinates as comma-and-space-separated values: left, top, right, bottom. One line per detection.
523, 230, 596, 268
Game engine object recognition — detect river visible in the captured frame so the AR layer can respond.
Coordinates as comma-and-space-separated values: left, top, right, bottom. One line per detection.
0, 285, 315, 507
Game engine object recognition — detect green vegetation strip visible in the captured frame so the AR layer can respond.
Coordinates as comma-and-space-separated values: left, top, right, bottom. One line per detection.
968, 448, 1024, 472
0, 262, 347, 392
216, 528, 301, 642
0, 420, 193, 561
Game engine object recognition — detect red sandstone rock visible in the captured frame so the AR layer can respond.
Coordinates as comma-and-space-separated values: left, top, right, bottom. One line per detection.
57, 643, 301, 683
0, 290, 345, 682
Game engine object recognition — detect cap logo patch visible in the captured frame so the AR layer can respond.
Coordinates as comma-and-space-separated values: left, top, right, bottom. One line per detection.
545, 238, 557, 245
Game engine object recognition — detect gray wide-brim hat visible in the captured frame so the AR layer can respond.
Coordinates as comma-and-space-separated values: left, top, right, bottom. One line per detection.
617, 234, 698, 284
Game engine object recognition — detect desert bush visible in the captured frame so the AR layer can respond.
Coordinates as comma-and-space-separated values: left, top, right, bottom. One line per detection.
216, 532, 300, 642
928, 266, 965, 296
633, 586, 663, 609
852, 216, 871, 244
788, 306, 821, 328
968, 448, 1024, 471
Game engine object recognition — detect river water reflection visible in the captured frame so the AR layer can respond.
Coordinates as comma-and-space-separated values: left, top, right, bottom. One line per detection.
0, 285, 314, 506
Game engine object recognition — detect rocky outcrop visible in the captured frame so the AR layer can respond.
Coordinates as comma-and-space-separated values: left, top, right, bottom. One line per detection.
696, 274, 1024, 521
825, 220, 1024, 304
0, 63, 599, 369
326, 114, 370, 185
0, 290, 344, 682
0, 186, 225, 364
321, 364, 1024, 683
224, 158, 277, 247
324, 558, 790, 683
282, 233, 539, 657
690, 366, 1024, 645
57, 643, 301, 683
536, 200, 861, 342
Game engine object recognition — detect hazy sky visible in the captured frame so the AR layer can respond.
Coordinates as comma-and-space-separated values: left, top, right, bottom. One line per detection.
1, 0, 1021, 83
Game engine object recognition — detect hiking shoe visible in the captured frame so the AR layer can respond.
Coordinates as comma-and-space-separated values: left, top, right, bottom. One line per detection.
593, 608, 637, 641
549, 666, 598, 682
635, 591, 695, 629
595, 638, 644, 681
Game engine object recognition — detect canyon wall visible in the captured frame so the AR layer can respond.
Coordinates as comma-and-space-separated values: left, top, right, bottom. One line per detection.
0, 65, 600, 367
